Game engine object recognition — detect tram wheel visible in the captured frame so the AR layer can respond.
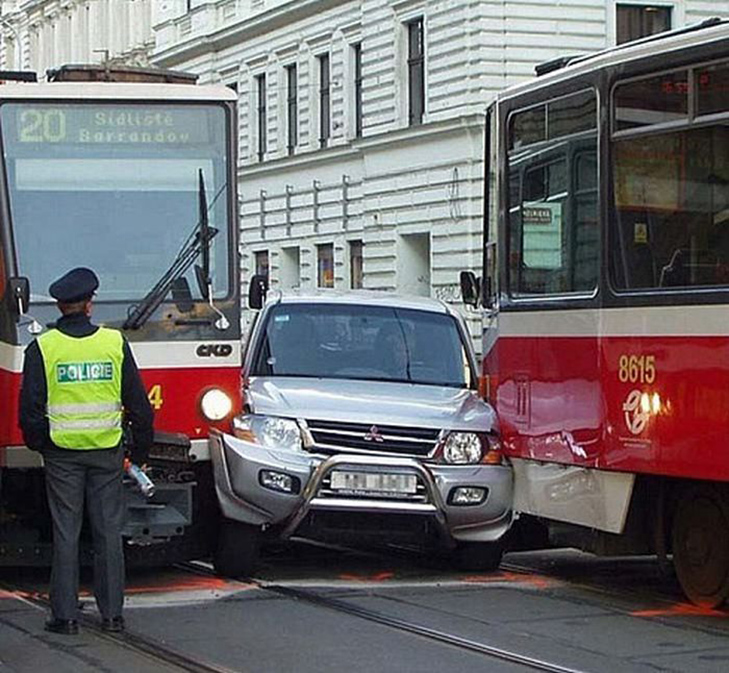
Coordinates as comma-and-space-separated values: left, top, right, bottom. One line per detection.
672, 484, 729, 608
452, 540, 504, 572
213, 519, 261, 578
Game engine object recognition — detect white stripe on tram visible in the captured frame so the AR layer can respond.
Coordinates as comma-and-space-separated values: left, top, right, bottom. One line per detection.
0, 342, 24, 374
498, 304, 729, 338
1, 340, 241, 374
129, 341, 241, 369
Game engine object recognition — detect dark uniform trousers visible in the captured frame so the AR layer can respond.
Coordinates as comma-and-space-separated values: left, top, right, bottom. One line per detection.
43, 445, 125, 621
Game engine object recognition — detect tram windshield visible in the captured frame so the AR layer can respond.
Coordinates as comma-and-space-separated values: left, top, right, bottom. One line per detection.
0, 103, 231, 303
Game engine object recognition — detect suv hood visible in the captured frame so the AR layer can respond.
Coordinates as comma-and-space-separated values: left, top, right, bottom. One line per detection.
246, 377, 497, 432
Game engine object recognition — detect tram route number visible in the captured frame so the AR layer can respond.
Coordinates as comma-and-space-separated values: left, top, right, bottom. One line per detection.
618, 354, 656, 384
147, 384, 164, 411
20, 109, 66, 142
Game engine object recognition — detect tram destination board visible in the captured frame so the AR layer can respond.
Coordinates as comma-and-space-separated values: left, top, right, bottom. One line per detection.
2, 104, 216, 147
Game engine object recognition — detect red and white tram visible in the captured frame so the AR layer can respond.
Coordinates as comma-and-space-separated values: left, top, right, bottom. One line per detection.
462, 18, 729, 606
0, 65, 241, 565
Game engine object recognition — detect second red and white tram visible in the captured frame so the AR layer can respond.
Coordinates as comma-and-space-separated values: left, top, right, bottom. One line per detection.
462, 18, 729, 606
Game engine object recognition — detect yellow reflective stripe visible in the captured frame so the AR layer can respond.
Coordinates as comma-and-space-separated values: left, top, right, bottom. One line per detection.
47, 402, 122, 415
49, 417, 122, 431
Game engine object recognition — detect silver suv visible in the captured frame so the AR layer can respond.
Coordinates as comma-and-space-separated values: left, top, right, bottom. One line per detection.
209, 290, 512, 576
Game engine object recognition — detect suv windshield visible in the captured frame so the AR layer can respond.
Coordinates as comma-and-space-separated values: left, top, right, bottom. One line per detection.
252, 303, 471, 388
0, 102, 230, 303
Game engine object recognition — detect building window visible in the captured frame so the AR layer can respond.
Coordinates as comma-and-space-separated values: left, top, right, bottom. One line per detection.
318, 54, 330, 148
616, 4, 672, 44
349, 240, 363, 289
317, 243, 334, 288
407, 18, 425, 126
286, 64, 298, 155
255, 250, 269, 278
280, 247, 300, 289
353, 43, 363, 138
256, 74, 267, 162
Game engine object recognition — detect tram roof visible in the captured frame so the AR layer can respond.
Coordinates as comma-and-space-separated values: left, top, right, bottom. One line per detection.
0, 81, 237, 102
498, 17, 729, 102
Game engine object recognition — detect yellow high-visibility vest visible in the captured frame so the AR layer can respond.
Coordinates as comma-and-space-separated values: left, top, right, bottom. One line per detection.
37, 327, 124, 449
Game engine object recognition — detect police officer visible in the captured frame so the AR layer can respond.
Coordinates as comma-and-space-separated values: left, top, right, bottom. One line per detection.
19, 267, 153, 635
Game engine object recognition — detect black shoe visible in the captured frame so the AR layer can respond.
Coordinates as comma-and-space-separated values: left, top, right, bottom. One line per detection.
45, 618, 79, 635
101, 616, 125, 632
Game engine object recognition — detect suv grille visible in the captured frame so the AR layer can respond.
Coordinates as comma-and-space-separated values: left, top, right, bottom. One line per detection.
305, 420, 440, 457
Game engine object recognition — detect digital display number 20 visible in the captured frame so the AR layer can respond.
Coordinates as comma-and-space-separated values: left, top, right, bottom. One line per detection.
19, 109, 67, 142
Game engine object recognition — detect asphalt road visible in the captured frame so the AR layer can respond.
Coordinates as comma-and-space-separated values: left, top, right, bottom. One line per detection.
2, 545, 728, 673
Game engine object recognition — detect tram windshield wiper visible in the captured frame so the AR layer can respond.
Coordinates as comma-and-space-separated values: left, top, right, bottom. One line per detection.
122, 170, 219, 331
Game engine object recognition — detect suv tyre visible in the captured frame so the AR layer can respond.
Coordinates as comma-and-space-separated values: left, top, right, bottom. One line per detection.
213, 520, 261, 578
453, 540, 504, 572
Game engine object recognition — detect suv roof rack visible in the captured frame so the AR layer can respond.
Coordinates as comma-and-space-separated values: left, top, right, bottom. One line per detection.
46, 64, 199, 84
0, 71, 38, 83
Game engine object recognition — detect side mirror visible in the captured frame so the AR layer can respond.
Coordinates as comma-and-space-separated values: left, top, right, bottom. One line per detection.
171, 277, 194, 313
459, 271, 480, 307
248, 274, 268, 310
8, 276, 30, 316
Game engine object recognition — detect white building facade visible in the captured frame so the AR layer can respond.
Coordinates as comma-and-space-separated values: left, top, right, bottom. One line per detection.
2, 1, 726, 313
0, 0, 154, 74
150, 0, 725, 315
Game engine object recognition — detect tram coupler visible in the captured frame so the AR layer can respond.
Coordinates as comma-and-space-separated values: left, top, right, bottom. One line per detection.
123, 481, 194, 544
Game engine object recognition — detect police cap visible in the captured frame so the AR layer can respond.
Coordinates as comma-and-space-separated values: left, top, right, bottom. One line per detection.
49, 267, 99, 303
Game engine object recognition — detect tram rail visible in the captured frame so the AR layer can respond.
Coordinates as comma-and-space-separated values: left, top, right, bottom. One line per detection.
4, 548, 727, 673
177, 560, 589, 673
0, 579, 240, 673
262, 582, 585, 673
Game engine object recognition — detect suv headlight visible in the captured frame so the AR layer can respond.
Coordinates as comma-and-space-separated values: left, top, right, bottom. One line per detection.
232, 414, 303, 452
442, 432, 484, 464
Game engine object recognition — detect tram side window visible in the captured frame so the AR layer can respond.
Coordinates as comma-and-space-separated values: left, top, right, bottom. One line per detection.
611, 62, 729, 291
507, 90, 598, 297
612, 126, 729, 290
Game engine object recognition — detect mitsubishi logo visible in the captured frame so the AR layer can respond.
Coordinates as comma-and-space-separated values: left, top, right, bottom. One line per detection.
363, 425, 385, 443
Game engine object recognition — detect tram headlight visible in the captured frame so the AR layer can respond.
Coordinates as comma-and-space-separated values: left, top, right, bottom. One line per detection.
442, 432, 484, 464
232, 414, 303, 452
200, 388, 233, 421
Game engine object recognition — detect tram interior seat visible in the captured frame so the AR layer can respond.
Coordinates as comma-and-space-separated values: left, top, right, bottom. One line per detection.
659, 248, 720, 287
519, 266, 567, 295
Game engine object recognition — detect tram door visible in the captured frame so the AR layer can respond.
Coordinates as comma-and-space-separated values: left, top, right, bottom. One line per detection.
498, 88, 602, 462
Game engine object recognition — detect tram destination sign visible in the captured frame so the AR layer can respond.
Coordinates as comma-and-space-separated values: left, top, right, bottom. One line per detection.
7, 105, 214, 146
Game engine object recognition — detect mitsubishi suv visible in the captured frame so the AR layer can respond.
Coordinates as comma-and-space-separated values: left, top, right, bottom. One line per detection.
208, 289, 512, 576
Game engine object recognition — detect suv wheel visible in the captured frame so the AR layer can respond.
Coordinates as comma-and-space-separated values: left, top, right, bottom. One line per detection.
213, 520, 261, 578
453, 540, 504, 572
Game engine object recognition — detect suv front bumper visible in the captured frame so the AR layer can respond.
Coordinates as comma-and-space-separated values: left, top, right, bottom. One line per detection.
209, 429, 512, 544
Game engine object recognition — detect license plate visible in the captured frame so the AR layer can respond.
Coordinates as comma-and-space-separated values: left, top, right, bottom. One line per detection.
329, 471, 417, 495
